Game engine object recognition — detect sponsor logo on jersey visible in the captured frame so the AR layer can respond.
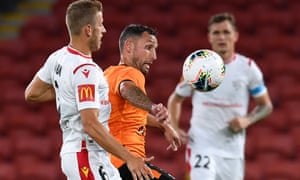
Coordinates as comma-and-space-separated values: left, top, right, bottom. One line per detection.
78, 84, 95, 102
137, 126, 146, 136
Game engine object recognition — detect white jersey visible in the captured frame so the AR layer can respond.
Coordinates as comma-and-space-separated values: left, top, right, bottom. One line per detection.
176, 53, 267, 159
37, 46, 111, 155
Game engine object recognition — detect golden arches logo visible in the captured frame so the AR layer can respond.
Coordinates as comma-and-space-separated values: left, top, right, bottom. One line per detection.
78, 84, 95, 102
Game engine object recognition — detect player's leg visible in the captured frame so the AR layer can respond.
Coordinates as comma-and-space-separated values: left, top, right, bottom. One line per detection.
186, 146, 217, 180
61, 151, 121, 180
89, 151, 122, 180
215, 157, 244, 180
61, 152, 82, 180
118, 162, 175, 180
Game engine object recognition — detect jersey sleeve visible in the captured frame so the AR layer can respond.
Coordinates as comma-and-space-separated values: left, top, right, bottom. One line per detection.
113, 67, 145, 95
175, 77, 193, 97
73, 63, 101, 111
37, 56, 53, 84
248, 60, 267, 98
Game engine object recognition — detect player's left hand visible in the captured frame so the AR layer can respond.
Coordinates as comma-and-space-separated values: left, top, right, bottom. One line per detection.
228, 117, 251, 133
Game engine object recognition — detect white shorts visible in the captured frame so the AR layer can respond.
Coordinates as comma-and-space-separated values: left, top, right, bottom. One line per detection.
61, 150, 121, 180
186, 146, 244, 180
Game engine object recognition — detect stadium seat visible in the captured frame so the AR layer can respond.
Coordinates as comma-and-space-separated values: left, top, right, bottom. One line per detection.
290, 127, 300, 160
20, 14, 60, 39
234, 12, 256, 35
16, 155, 61, 180
237, 36, 264, 59
147, 77, 178, 103
156, 36, 183, 59
40, 104, 59, 129
177, 27, 210, 55
0, 112, 9, 136
145, 128, 174, 159
245, 161, 263, 180
0, 39, 27, 59
263, 161, 300, 180
12, 129, 54, 160
0, 137, 14, 161
208, 3, 237, 15
0, 81, 24, 104
10, 110, 49, 135
48, 128, 62, 154
260, 109, 289, 133
0, 163, 17, 180
255, 133, 296, 160
245, 135, 257, 160
284, 101, 300, 127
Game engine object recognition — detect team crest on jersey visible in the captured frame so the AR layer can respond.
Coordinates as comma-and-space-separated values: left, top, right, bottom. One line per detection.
78, 84, 95, 102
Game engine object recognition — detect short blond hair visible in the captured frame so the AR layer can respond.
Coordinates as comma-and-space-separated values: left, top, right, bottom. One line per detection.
66, 0, 103, 35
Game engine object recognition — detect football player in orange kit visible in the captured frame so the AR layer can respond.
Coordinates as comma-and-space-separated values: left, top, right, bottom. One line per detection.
104, 24, 181, 180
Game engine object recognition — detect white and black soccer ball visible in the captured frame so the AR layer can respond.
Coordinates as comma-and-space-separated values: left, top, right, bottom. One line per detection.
182, 49, 225, 92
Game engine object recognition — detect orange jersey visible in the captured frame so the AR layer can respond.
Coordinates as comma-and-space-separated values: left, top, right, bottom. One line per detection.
104, 65, 148, 168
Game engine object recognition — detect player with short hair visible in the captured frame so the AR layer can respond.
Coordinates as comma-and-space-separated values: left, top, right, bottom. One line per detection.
24, 1, 153, 179
104, 24, 181, 180
168, 12, 273, 180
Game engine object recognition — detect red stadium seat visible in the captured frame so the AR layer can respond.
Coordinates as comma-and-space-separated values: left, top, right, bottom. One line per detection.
16, 154, 61, 180
0, 137, 14, 161
11, 129, 54, 160
263, 161, 300, 180
245, 161, 263, 180
260, 109, 289, 133
0, 163, 17, 180
255, 133, 296, 160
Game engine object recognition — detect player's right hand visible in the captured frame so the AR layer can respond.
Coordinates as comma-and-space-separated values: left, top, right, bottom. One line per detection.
127, 156, 154, 180
151, 103, 169, 124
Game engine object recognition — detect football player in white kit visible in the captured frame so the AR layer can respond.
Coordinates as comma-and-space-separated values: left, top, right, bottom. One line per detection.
168, 12, 273, 180
25, 1, 153, 180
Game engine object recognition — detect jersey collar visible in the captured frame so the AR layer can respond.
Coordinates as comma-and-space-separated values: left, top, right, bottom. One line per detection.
67, 46, 92, 59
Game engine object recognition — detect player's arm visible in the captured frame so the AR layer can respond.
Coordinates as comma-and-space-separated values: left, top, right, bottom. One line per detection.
167, 91, 185, 129
147, 114, 181, 151
229, 92, 273, 132
119, 80, 168, 122
80, 108, 153, 180
167, 91, 189, 144
247, 92, 273, 124
25, 75, 55, 102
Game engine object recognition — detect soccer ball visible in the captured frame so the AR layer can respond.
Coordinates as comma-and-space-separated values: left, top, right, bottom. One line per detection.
182, 49, 225, 92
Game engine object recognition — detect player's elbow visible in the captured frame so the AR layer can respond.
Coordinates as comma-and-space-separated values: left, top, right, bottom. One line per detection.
266, 103, 273, 116
24, 89, 36, 102
82, 123, 93, 134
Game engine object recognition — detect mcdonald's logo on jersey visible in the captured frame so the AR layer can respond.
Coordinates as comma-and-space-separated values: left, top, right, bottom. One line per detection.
78, 84, 95, 102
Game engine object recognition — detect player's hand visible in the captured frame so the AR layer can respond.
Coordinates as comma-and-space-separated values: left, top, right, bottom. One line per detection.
174, 127, 189, 145
151, 103, 169, 123
126, 156, 154, 180
228, 117, 251, 133
163, 123, 182, 151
